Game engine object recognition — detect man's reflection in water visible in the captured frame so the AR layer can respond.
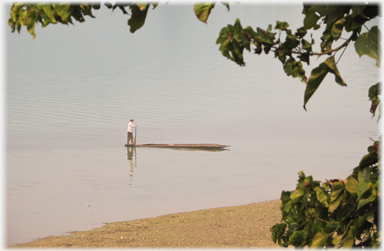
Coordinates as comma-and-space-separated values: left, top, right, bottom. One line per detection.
127, 146, 137, 185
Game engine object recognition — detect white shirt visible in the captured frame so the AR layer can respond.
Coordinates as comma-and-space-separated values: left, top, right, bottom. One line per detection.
127, 121, 137, 133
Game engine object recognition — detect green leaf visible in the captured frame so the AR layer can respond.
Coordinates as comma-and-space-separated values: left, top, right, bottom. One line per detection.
275, 21, 289, 30
358, 166, 371, 183
280, 190, 291, 203
357, 180, 369, 198
194, 2, 215, 23
332, 180, 345, 190
281, 202, 293, 216
299, 53, 310, 65
282, 33, 300, 49
26, 10, 38, 38
345, 176, 360, 194
303, 62, 328, 109
320, 28, 333, 52
306, 5, 349, 29
358, 151, 378, 168
42, 4, 57, 23
368, 83, 381, 117
330, 181, 344, 202
301, 39, 313, 51
331, 18, 344, 40
304, 56, 346, 110
324, 222, 338, 234
216, 25, 232, 44
53, 4, 71, 23
344, 15, 364, 32
289, 231, 303, 246
323, 56, 347, 87
325, 6, 350, 29
286, 212, 299, 224
16, 23, 21, 33
357, 194, 373, 211
271, 222, 287, 244
295, 26, 307, 39
350, 6, 366, 18
255, 27, 275, 45
233, 20, 250, 49
358, 211, 374, 227
92, 3, 101, 10
315, 186, 329, 207
18, 8, 28, 26
80, 4, 96, 18
355, 26, 380, 67
332, 235, 343, 247
303, 11, 320, 29
290, 187, 305, 201
283, 58, 306, 82
329, 192, 345, 213
310, 232, 330, 248
128, 4, 149, 33
342, 226, 356, 248
10, 3, 22, 23
369, 83, 381, 99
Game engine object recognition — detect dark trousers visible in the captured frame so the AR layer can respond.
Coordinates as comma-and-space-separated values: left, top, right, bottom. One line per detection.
127, 132, 134, 144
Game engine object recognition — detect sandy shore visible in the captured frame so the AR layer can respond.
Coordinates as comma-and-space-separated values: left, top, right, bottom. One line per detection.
10, 200, 282, 248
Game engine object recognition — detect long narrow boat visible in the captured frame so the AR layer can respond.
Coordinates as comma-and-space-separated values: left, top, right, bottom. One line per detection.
125, 143, 230, 149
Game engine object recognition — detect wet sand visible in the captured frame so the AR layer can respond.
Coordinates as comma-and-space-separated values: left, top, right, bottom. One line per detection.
10, 200, 282, 248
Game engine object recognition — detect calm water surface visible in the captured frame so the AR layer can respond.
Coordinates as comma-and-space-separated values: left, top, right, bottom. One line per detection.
5, 3, 380, 246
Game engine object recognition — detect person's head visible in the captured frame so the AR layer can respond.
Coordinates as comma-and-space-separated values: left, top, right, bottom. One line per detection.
130, 118, 134, 122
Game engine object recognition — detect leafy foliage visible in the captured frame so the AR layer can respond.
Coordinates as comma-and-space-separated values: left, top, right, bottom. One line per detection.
7, 2, 160, 38
215, 4, 380, 110
8, 3, 102, 38
8, 2, 230, 37
271, 138, 380, 248
369, 82, 381, 119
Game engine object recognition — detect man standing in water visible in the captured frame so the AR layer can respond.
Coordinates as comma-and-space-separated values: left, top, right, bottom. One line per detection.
127, 118, 137, 145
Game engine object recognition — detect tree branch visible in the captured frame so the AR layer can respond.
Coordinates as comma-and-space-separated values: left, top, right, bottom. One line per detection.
309, 33, 355, 56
